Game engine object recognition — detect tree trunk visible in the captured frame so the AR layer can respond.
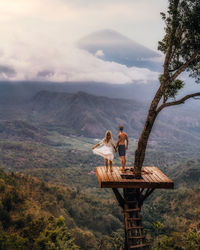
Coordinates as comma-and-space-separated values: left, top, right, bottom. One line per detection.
134, 86, 164, 177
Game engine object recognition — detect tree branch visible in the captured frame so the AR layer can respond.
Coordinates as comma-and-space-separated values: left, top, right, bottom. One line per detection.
169, 52, 198, 83
163, 0, 180, 77
157, 92, 200, 113
168, 63, 183, 72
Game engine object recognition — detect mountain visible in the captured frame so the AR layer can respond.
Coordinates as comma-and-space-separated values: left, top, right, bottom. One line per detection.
0, 89, 198, 143
29, 91, 200, 141
0, 81, 158, 103
30, 90, 144, 137
78, 29, 162, 71
0, 84, 200, 142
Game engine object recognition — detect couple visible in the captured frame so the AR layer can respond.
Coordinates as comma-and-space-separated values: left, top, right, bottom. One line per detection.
92, 126, 129, 172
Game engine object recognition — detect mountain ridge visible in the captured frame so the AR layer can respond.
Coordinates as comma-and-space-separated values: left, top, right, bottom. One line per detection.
78, 29, 162, 71
0, 89, 198, 143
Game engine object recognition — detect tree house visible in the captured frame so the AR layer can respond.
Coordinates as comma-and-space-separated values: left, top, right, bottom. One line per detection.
96, 166, 174, 249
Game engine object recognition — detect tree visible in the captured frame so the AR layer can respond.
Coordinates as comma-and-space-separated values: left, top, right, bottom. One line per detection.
134, 0, 200, 177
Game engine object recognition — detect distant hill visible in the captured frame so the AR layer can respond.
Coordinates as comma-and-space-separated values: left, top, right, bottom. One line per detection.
0, 120, 52, 144
78, 29, 162, 71
29, 90, 200, 141
0, 84, 200, 142
0, 81, 158, 103
30, 90, 144, 137
169, 159, 200, 187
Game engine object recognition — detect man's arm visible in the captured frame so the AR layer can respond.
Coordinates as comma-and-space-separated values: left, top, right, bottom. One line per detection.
126, 134, 129, 150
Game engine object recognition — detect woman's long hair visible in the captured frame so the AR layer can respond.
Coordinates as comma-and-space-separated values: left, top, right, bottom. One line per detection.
105, 130, 112, 143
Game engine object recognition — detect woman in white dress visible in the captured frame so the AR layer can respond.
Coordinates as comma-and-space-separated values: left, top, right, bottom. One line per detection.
92, 131, 116, 172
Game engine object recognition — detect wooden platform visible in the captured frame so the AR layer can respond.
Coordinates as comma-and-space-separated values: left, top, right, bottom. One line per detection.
96, 166, 174, 189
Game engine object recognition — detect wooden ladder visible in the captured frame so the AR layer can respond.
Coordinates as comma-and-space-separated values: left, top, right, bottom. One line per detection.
123, 201, 150, 249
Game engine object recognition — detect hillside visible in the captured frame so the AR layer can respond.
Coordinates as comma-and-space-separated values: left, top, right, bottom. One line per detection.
1, 88, 200, 143
30, 90, 143, 138
0, 164, 200, 249
0, 87, 200, 249
29, 90, 200, 142
0, 120, 50, 144
0, 169, 123, 249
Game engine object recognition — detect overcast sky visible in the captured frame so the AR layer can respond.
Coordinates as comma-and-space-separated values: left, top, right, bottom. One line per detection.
0, 0, 168, 83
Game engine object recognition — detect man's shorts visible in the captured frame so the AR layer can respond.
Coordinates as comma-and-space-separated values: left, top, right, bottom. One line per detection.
118, 145, 126, 157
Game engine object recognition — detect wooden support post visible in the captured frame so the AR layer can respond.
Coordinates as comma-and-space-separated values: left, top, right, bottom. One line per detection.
112, 188, 152, 250
112, 188, 125, 209
97, 166, 174, 250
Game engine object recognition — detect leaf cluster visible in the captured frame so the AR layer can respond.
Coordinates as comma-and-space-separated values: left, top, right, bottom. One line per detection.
153, 225, 200, 250
159, 74, 184, 101
158, 0, 200, 82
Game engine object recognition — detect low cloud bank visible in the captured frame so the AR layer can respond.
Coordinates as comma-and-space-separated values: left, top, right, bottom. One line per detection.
0, 44, 159, 84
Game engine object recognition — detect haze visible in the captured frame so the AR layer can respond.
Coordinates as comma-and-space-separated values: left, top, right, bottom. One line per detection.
0, 0, 168, 83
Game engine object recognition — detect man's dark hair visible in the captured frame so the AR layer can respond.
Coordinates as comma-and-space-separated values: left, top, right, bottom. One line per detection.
119, 125, 124, 131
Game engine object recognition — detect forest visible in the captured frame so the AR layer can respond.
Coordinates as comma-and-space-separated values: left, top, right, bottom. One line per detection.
0, 125, 200, 249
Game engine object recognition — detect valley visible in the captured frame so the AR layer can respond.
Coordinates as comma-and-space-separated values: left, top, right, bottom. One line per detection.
0, 83, 200, 249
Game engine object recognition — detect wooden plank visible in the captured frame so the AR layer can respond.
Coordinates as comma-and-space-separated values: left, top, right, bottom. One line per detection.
145, 167, 160, 182
116, 167, 127, 182
96, 167, 106, 183
96, 166, 174, 189
104, 167, 113, 182
100, 181, 172, 189
98, 167, 109, 187
149, 166, 166, 182
154, 167, 173, 182
128, 235, 145, 239
141, 171, 153, 183
99, 166, 109, 181
130, 244, 150, 249
152, 168, 173, 188
100, 166, 122, 186
148, 167, 162, 183
143, 166, 171, 185
141, 167, 155, 184
112, 168, 121, 182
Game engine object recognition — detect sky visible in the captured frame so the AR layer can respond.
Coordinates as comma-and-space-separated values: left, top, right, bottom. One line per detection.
0, 0, 168, 84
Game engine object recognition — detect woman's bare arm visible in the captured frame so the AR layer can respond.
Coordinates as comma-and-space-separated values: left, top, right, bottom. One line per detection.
92, 143, 100, 149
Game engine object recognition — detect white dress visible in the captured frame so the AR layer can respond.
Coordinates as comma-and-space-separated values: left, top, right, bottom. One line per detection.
93, 138, 115, 161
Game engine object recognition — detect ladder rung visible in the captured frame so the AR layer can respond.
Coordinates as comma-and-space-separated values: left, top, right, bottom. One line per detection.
127, 226, 143, 230
128, 235, 145, 239
127, 217, 142, 221
123, 208, 140, 212
130, 243, 150, 249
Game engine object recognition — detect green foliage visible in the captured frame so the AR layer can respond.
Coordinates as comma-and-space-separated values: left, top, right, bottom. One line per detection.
34, 217, 79, 250
153, 224, 200, 250
0, 232, 27, 250
0, 169, 123, 249
159, 74, 184, 101
158, 0, 200, 82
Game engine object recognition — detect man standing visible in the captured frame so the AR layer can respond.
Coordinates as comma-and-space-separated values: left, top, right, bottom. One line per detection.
116, 126, 129, 172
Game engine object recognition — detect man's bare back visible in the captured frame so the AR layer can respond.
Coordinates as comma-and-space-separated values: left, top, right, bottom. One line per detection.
117, 132, 128, 147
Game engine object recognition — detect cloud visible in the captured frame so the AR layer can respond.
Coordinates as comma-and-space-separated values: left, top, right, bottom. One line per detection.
0, 0, 165, 84
0, 42, 159, 84
0, 65, 16, 80
95, 50, 105, 58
